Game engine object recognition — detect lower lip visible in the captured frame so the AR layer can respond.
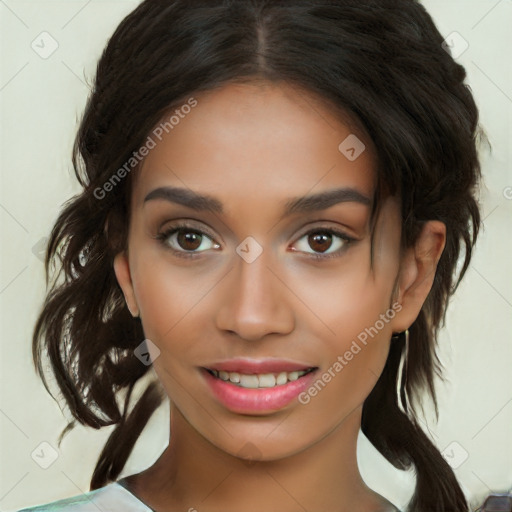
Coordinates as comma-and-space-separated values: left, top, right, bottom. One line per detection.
201, 368, 318, 414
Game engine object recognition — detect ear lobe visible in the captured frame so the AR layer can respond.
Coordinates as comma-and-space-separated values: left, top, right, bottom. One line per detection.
391, 221, 446, 333
113, 251, 139, 317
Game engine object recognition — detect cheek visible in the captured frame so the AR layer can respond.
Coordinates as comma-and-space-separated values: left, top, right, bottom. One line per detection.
129, 247, 219, 354
288, 243, 398, 403
294, 282, 396, 423
289, 239, 399, 340
326, 270, 396, 345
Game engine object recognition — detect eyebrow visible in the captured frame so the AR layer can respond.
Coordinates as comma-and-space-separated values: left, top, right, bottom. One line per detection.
143, 186, 371, 217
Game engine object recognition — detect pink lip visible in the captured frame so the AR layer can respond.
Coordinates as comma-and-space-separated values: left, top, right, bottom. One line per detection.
205, 358, 315, 374
201, 367, 318, 414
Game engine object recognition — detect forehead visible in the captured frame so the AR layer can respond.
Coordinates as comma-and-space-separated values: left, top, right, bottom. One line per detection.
132, 81, 376, 213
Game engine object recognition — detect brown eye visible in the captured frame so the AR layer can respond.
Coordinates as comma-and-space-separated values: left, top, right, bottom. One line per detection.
292, 228, 354, 259
307, 232, 333, 253
156, 223, 220, 256
176, 230, 203, 251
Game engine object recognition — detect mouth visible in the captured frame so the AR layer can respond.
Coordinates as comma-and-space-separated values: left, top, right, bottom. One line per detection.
204, 367, 317, 389
201, 361, 319, 414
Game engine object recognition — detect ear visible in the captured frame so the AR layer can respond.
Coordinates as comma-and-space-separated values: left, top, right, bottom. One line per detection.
113, 251, 139, 317
391, 221, 446, 333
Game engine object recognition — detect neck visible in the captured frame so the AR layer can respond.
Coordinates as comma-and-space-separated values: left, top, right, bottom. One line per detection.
125, 404, 393, 512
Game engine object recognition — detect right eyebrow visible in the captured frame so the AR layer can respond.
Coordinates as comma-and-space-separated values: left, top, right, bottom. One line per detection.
143, 186, 223, 213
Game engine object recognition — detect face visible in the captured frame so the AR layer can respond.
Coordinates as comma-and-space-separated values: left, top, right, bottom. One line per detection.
114, 81, 409, 461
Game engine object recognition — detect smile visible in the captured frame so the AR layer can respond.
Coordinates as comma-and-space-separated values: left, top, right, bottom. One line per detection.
202, 366, 319, 413
205, 368, 316, 389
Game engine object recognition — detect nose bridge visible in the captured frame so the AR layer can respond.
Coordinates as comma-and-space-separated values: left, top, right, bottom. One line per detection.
216, 247, 295, 340
237, 252, 273, 309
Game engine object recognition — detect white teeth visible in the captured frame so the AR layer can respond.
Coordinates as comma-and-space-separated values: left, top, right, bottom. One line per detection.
258, 373, 276, 388
210, 368, 312, 388
239, 374, 259, 388
288, 371, 299, 381
229, 372, 240, 383
276, 372, 288, 386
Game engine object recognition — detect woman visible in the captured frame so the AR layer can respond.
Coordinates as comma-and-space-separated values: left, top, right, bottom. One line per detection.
20, 0, 484, 510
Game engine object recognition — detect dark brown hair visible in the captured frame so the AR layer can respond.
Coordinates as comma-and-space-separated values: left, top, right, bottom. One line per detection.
32, 1, 485, 510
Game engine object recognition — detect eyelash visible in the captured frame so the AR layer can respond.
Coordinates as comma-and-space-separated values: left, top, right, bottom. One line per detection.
154, 222, 356, 261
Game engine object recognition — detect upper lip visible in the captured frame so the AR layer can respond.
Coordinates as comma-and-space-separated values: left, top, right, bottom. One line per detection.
204, 358, 317, 374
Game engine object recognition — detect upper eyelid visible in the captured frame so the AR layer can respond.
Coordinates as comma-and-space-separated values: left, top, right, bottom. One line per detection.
160, 221, 217, 240
160, 218, 357, 237
294, 223, 355, 239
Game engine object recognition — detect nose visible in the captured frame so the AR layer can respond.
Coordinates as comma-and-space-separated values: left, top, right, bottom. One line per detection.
215, 250, 295, 341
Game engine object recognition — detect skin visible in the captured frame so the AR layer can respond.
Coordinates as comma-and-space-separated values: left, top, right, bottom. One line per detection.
113, 81, 446, 512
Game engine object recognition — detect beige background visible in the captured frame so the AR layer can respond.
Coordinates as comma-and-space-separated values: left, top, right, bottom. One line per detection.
1, 1, 511, 510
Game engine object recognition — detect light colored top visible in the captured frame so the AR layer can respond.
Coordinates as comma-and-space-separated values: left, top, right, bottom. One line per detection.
17, 482, 153, 511
17, 480, 403, 511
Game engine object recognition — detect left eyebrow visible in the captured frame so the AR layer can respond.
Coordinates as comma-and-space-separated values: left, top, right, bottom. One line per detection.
143, 186, 371, 217
282, 187, 371, 218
